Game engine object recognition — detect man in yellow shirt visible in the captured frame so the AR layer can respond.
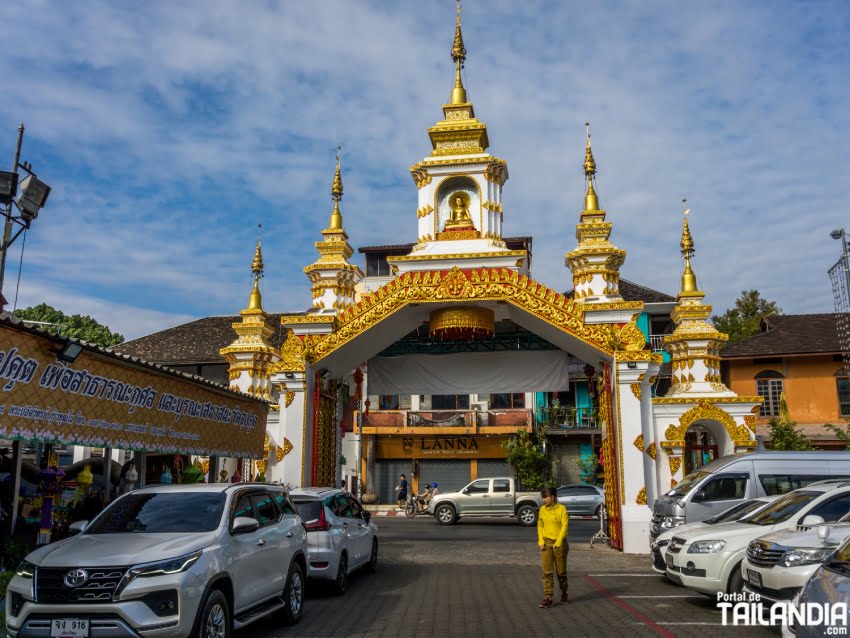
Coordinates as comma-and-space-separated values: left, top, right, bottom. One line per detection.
537, 486, 569, 608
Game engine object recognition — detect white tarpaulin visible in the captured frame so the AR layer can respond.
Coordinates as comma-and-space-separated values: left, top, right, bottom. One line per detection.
367, 350, 571, 395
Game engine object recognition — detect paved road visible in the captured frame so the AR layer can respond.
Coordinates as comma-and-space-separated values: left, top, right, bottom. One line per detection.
246, 517, 778, 638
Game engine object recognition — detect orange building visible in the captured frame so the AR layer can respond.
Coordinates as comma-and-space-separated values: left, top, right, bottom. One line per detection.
721, 314, 850, 448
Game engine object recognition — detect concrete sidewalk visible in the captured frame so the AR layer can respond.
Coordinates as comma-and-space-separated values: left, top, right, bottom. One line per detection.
364, 504, 597, 519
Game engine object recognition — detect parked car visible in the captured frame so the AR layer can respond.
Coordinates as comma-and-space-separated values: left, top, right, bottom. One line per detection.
427, 477, 543, 526
556, 484, 604, 517
5, 483, 308, 638
290, 488, 378, 595
665, 481, 850, 596
651, 495, 780, 576
783, 534, 850, 638
741, 514, 850, 607
651, 451, 850, 543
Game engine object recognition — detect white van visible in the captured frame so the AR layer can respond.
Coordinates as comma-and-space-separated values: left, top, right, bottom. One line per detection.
650, 451, 850, 542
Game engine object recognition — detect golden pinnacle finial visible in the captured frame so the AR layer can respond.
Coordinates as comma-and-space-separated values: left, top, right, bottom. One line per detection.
583, 122, 597, 178
328, 146, 344, 231
679, 198, 700, 295
583, 123, 599, 211
247, 224, 264, 311
450, 0, 468, 104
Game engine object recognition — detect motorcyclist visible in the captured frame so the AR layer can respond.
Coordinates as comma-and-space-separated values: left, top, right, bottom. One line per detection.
416, 483, 432, 512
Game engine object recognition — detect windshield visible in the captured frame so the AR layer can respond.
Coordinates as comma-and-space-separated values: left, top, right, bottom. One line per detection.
740, 491, 820, 527
825, 536, 850, 577
667, 471, 710, 498
292, 498, 323, 523
85, 492, 226, 534
706, 499, 765, 525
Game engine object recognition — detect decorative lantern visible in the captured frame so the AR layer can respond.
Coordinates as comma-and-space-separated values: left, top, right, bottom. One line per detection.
429, 306, 495, 340
72, 464, 94, 506
37, 454, 65, 545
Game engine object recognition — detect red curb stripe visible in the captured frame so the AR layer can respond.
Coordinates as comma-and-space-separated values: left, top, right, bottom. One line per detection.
584, 575, 678, 638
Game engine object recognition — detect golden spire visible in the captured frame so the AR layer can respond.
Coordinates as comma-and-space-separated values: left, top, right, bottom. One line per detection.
247, 224, 264, 311
583, 123, 599, 211
328, 146, 343, 231
450, 0, 468, 105
679, 199, 700, 295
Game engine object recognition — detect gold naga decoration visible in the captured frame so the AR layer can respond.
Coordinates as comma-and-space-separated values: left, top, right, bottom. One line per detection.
743, 414, 757, 433
632, 434, 644, 453
285, 391, 296, 407
271, 329, 307, 373
630, 383, 642, 400
636, 486, 647, 505
276, 438, 294, 462
671, 478, 678, 488
303, 266, 624, 364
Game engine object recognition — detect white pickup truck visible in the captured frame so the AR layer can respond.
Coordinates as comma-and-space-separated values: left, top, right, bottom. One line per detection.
427, 477, 543, 526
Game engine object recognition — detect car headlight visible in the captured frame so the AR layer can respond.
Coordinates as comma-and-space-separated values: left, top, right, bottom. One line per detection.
115, 551, 202, 597
15, 560, 36, 579
688, 540, 726, 554
654, 539, 670, 549
780, 547, 835, 568
660, 516, 686, 528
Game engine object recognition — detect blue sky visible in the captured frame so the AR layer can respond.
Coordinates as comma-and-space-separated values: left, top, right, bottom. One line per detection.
1, 1, 848, 340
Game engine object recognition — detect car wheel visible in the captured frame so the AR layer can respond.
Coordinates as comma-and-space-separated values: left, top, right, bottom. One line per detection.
365, 538, 378, 573
435, 504, 457, 525
727, 563, 745, 595
518, 505, 538, 527
594, 505, 602, 519
333, 552, 348, 595
195, 589, 230, 638
280, 561, 304, 626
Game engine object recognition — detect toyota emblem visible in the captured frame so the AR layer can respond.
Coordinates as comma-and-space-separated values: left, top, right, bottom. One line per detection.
64, 569, 89, 588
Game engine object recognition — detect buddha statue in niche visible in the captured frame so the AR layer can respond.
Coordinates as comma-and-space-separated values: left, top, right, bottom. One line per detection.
444, 191, 474, 230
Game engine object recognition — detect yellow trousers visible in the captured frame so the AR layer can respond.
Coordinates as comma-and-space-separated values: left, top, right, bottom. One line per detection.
540, 538, 568, 597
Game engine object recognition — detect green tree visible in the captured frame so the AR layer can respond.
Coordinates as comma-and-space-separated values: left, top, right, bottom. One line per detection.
824, 424, 850, 449
573, 453, 600, 485
13, 303, 124, 347
766, 418, 812, 450
711, 290, 782, 343
502, 429, 551, 490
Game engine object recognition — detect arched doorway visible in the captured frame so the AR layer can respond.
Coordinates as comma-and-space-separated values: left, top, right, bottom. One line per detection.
684, 425, 718, 475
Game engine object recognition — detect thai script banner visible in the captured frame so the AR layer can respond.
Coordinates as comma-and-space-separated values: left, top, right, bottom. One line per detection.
0, 324, 268, 458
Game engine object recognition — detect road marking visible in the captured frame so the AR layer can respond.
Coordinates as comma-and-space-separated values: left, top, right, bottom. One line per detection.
588, 572, 660, 578
619, 595, 704, 599
585, 575, 677, 638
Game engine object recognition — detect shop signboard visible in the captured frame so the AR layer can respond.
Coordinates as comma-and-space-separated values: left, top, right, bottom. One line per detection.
375, 434, 508, 459
0, 324, 268, 458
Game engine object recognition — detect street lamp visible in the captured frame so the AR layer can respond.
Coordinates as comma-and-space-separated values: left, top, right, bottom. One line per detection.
831, 228, 850, 290
0, 124, 51, 309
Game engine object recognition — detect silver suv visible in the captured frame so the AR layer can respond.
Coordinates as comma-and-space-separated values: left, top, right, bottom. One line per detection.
5, 483, 308, 638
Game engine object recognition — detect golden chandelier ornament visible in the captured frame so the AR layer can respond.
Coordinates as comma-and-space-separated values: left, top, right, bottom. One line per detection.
429, 306, 495, 340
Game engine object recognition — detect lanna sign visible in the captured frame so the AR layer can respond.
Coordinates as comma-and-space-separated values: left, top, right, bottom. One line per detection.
375, 434, 509, 459
0, 323, 268, 458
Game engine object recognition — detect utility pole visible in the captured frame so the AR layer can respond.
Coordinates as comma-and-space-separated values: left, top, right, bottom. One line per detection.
0, 123, 24, 308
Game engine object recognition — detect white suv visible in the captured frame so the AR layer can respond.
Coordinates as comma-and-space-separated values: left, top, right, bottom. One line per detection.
290, 488, 378, 594
665, 482, 850, 596
741, 517, 850, 606
5, 483, 308, 638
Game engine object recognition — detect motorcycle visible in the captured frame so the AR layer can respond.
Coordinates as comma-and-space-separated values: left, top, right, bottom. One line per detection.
405, 493, 432, 518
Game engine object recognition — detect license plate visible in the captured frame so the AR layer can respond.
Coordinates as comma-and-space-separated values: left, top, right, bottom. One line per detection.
666, 554, 674, 569
50, 619, 89, 638
747, 569, 762, 588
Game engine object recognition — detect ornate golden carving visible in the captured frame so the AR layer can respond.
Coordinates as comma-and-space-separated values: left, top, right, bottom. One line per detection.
417, 204, 434, 218
636, 486, 647, 505
743, 415, 757, 433
436, 228, 481, 241
285, 391, 296, 407
387, 250, 527, 263
632, 434, 644, 452
646, 442, 657, 460
678, 401, 756, 448
630, 383, 642, 400
652, 396, 763, 404
272, 330, 306, 372
671, 478, 678, 488
619, 321, 647, 351
278, 437, 293, 461
305, 266, 618, 363
669, 456, 682, 475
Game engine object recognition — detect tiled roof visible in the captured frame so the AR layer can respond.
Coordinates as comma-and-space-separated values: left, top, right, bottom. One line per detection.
115, 314, 291, 365
721, 314, 844, 359
564, 279, 675, 303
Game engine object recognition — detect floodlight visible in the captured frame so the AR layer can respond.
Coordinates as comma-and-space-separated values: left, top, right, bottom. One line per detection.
16, 174, 51, 223
831, 229, 844, 241
57, 342, 83, 364
0, 171, 17, 205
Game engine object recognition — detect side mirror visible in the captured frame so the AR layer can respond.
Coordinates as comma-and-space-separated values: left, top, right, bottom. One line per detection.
362, 510, 371, 524
692, 491, 707, 502
462, 488, 469, 494
231, 516, 260, 535
68, 520, 88, 534
802, 515, 826, 527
